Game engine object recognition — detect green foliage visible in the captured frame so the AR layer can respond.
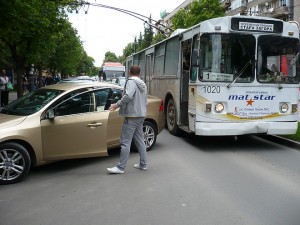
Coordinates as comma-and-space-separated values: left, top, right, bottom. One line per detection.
0, 0, 96, 95
103, 52, 118, 63
152, 33, 166, 45
141, 16, 154, 49
171, 0, 225, 30
0, 40, 12, 67
171, 9, 187, 29
123, 43, 135, 58
47, 19, 85, 77
76, 53, 96, 76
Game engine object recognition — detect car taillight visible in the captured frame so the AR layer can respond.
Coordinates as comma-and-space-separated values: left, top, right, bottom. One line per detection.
159, 100, 164, 111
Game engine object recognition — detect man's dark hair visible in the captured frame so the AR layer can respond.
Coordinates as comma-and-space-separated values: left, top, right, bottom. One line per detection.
130, 65, 140, 76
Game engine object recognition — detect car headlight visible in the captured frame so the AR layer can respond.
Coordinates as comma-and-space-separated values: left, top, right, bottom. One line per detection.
280, 103, 289, 113
215, 103, 224, 113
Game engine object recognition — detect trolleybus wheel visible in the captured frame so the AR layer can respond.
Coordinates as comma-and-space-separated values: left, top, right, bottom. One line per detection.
166, 98, 180, 135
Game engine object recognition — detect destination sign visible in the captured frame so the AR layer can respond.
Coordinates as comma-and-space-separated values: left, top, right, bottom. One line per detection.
231, 17, 283, 33
239, 22, 274, 32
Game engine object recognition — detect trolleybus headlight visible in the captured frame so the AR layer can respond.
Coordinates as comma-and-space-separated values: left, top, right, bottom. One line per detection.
280, 103, 289, 113
215, 103, 224, 113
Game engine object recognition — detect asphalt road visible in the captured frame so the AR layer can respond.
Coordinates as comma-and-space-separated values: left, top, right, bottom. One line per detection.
1, 130, 300, 225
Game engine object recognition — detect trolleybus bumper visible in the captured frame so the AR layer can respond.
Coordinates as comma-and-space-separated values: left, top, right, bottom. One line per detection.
195, 121, 298, 136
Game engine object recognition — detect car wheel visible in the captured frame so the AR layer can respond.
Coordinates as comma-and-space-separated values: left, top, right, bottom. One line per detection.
166, 98, 180, 135
0, 143, 31, 185
143, 121, 157, 151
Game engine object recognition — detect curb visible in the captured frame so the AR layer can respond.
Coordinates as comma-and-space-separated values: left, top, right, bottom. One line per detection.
257, 135, 300, 150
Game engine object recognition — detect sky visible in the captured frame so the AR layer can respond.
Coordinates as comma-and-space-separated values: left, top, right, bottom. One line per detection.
68, 0, 184, 67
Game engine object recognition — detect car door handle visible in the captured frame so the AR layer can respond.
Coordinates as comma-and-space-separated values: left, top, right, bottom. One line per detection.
87, 122, 103, 127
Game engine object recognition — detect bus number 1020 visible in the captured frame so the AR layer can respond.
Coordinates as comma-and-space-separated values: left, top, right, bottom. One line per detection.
203, 86, 221, 93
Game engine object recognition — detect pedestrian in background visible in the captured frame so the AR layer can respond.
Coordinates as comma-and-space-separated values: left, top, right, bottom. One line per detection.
107, 65, 148, 174
22, 74, 28, 94
0, 69, 9, 107
44, 74, 54, 86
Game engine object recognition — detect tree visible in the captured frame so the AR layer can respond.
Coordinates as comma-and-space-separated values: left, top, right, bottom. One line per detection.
103, 51, 118, 63
0, 0, 83, 96
76, 53, 96, 76
141, 15, 154, 49
0, 39, 12, 68
136, 32, 143, 52
123, 43, 135, 58
48, 20, 85, 78
152, 33, 166, 45
171, 0, 225, 30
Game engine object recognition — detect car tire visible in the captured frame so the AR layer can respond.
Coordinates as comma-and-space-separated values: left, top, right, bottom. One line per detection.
0, 143, 31, 185
166, 98, 181, 135
131, 121, 157, 152
143, 121, 157, 151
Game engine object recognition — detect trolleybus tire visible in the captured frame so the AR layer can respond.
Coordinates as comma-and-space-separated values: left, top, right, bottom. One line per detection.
166, 98, 181, 136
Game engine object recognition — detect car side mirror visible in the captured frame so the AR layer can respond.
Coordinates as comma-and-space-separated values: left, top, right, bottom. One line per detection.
47, 109, 55, 119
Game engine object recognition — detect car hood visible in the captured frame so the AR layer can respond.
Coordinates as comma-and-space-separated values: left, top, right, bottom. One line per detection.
0, 113, 27, 129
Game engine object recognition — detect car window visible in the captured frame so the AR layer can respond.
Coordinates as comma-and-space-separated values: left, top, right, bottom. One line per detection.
55, 92, 94, 116
94, 88, 111, 111
111, 88, 123, 104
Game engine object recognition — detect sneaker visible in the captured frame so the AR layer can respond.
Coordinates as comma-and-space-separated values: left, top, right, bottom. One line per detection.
107, 167, 124, 174
134, 164, 147, 171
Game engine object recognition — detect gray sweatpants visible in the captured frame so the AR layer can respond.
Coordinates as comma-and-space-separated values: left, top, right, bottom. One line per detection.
117, 117, 147, 171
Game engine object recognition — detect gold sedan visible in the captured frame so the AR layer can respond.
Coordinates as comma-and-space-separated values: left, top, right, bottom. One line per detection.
0, 82, 165, 185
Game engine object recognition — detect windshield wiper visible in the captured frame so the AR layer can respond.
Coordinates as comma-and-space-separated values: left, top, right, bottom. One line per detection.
265, 67, 283, 89
227, 60, 251, 88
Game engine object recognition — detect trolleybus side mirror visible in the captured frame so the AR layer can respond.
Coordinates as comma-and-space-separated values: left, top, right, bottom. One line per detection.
191, 49, 199, 67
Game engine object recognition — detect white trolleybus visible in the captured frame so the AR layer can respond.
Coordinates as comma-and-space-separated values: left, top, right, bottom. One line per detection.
99, 62, 125, 82
126, 16, 300, 136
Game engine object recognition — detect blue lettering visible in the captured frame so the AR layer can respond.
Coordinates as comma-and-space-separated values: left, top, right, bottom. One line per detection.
228, 95, 275, 101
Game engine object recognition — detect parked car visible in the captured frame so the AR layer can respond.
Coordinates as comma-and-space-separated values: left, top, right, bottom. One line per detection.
0, 82, 165, 184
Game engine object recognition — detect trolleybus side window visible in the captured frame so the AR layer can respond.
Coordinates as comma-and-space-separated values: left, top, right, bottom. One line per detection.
139, 52, 145, 80
165, 37, 180, 76
154, 42, 165, 77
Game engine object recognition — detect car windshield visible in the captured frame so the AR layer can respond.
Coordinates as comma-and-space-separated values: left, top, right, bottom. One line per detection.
0, 89, 63, 115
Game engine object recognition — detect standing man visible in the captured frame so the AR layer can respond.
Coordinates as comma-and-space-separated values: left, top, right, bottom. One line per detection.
0, 69, 9, 107
107, 65, 148, 174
